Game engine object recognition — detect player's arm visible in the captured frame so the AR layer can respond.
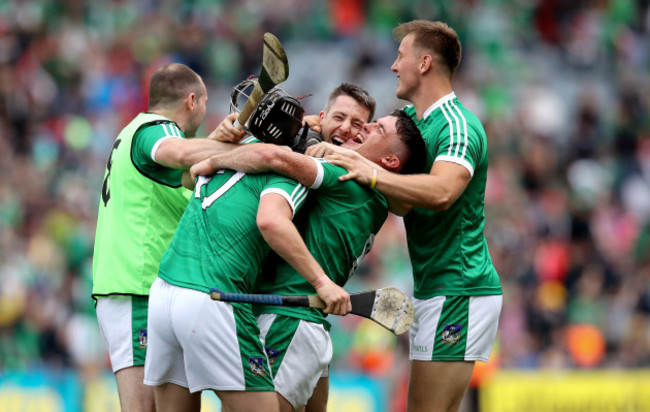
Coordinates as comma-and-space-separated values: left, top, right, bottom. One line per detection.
191, 143, 320, 187
153, 137, 237, 170
181, 170, 195, 190
257, 194, 351, 316
206, 112, 248, 142
326, 153, 471, 211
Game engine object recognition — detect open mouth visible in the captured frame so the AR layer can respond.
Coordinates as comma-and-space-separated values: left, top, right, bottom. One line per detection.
351, 133, 364, 144
332, 137, 345, 145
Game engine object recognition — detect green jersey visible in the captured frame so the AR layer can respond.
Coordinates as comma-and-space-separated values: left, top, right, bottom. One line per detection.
257, 159, 388, 328
92, 113, 192, 298
158, 170, 308, 295
403, 93, 502, 299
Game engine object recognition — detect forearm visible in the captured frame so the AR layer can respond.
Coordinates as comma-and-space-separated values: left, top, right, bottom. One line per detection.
373, 169, 456, 210
257, 195, 350, 315
258, 203, 329, 290
194, 144, 318, 186
155, 138, 237, 169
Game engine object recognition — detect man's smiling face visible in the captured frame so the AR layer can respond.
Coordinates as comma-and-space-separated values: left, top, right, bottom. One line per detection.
320, 95, 371, 145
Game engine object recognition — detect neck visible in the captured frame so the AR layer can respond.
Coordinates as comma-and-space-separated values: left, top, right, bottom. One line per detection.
411, 77, 453, 120
150, 107, 185, 132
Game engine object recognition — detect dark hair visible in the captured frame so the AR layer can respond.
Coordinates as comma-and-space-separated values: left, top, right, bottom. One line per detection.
393, 20, 462, 76
392, 109, 426, 175
324, 83, 376, 121
148, 63, 204, 109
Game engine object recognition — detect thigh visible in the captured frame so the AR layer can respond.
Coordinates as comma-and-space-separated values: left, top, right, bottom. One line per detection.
304, 376, 329, 412
407, 360, 475, 412
96, 295, 149, 372
258, 314, 332, 409
115, 366, 155, 412
216, 390, 279, 412
410, 295, 502, 362
154, 382, 201, 412
144, 278, 189, 388
177, 289, 274, 393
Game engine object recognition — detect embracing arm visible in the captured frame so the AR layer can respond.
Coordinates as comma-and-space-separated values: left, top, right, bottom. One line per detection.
326, 153, 471, 211
191, 143, 320, 187
257, 194, 351, 315
154, 138, 238, 170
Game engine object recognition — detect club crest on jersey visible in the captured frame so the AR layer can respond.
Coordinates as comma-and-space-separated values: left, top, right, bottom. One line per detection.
249, 357, 267, 377
139, 329, 147, 348
441, 324, 462, 345
265, 347, 280, 367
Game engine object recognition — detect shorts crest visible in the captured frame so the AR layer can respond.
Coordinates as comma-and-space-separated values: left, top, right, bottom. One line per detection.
441, 324, 462, 345
249, 356, 268, 376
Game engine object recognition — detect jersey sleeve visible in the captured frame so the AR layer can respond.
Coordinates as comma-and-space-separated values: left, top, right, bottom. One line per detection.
307, 158, 344, 190
260, 175, 309, 218
432, 101, 483, 177
131, 122, 186, 186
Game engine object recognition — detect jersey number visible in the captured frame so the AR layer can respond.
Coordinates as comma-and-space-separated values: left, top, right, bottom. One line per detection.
195, 171, 245, 210
347, 234, 375, 280
101, 139, 122, 207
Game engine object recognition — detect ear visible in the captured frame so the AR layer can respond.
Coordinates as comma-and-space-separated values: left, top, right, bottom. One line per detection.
419, 54, 433, 74
186, 93, 197, 111
319, 110, 326, 122
379, 155, 401, 173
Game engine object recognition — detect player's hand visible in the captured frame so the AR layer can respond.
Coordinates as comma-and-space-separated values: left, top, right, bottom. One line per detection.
208, 113, 247, 142
313, 276, 350, 316
325, 153, 375, 186
190, 156, 219, 181
302, 115, 322, 133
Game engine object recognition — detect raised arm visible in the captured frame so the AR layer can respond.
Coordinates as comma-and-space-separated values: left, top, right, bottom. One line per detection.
257, 193, 351, 316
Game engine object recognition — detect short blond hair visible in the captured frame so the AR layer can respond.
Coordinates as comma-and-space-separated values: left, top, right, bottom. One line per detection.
393, 20, 462, 76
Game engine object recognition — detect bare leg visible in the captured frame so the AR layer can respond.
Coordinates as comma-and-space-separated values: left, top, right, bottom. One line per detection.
153, 382, 201, 412
278, 393, 295, 412
407, 360, 475, 412
217, 390, 280, 412
304, 377, 329, 412
115, 366, 155, 412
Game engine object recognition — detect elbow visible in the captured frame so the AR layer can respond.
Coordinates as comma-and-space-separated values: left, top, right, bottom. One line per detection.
424, 192, 455, 211
257, 211, 281, 239
175, 145, 197, 168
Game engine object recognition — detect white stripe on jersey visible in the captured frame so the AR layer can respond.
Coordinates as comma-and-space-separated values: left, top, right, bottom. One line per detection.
443, 101, 462, 157
449, 100, 469, 159
260, 186, 307, 219
161, 123, 172, 137
440, 104, 455, 157
309, 158, 325, 189
290, 184, 308, 208
151, 137, 172, 163
435, 155, 474, 177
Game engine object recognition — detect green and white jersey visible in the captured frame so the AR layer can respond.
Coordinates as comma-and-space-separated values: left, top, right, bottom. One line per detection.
256, 159, 389, 329
403, 93, 502, 299
92, 113, 192, 298
158, 170, 308, 295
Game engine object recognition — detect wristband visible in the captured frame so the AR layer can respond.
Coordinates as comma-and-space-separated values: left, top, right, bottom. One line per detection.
370, 168, 378, 189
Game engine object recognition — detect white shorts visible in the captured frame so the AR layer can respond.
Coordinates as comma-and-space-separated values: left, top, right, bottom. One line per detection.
96, 295, 149, 372
258, 313, 332, 408
409, 295, 502, 362
143, 278, 273, 392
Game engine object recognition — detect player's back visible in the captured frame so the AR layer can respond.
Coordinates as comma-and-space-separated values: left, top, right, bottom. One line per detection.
159, 170, 306, 295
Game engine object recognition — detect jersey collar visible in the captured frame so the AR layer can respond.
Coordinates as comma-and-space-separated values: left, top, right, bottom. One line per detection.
422, 92, 456, 120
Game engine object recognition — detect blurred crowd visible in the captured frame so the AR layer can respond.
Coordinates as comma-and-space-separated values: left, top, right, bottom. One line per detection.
1, 0, 649, 404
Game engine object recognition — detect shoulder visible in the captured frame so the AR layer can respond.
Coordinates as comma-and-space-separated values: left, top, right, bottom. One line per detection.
136, 120, 185, 139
